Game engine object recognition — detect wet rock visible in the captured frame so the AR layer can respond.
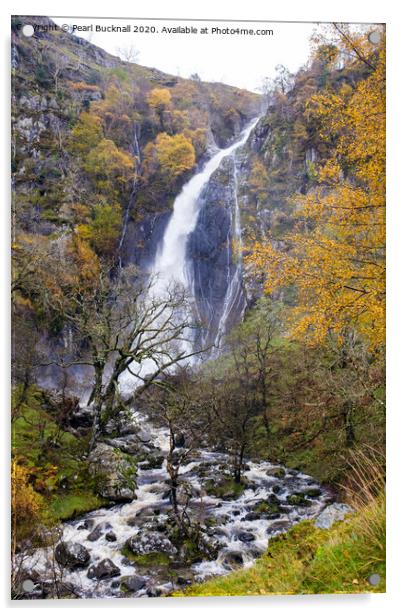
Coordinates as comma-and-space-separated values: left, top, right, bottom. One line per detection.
267, 520, 292, 534
253, 494, 283, 516
175, 433, 185, 448
243, 511, 260, 522
237, 531, 255, 543
105, 531, 117, 542
126, 532, 177, 556
146, 586, 163, 597
138, 453, 165, 470
304, 488, 322, 498
55, 541, 90, 569
267, 467, 286, 479
286, 493, 313, 507
222, 550, 244, 570
121, 574, 147, 592
267, 512, 281, 520
87, 522, 111, 542
70, 405, 94, 430
77, 518, 95, 531
87, 558, 120, 580
105, 435, 143, 455
315, 503, 353, 529
88, 443, 137, 502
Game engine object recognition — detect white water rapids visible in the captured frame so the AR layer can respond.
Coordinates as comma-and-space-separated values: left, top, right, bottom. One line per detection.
21, 414, 331, 599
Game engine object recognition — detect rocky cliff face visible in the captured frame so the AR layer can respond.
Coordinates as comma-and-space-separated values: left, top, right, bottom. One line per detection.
188, 155, 247, 346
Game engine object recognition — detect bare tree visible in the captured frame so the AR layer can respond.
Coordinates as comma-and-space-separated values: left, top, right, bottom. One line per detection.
115, 44, 140, 64
44, 266, 201, 450
143, 369, 208, 520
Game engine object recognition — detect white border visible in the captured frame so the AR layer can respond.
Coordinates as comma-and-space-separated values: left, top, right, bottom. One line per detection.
1, 1, 401, 614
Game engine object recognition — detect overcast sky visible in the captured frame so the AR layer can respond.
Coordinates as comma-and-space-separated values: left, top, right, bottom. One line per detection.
51, 17, 318, 92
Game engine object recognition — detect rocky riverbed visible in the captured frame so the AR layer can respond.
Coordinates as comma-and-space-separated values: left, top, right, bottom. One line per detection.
16, 413, 338, 599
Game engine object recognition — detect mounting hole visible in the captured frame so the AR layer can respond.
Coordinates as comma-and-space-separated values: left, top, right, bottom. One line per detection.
368, 573, 381, 586
368, 31, 381, 44
22, 578, 35, 592
22, 24, 34, 37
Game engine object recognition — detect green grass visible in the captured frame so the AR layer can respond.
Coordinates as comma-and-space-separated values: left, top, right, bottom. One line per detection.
49, 492, 108, 521
174, 493, 385, 596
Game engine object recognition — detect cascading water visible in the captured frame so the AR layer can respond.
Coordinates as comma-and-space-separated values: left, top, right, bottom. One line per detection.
119, 117, 258, 390
150, 118, 259, 342
214, 158, 246, 348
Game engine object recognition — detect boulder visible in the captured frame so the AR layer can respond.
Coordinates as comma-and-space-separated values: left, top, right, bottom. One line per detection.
126, 531, 177, 556
243, 512, 260, 522
55, 541, 90, 569
87, 522, 111, 542
315, 503, 353, 529
237, 531, 255, 543
267, 520, 292, 534
87, 558, 120, 580
69, 405, 94, 430
121, 574, 147, 592
267, 467, 286, 479
304, 488, 322, 498
105, 531, 117, 542
175, 433, 185, 448
78, 518, 95, 530
138, 453, 165, 470
88, 443, 137, 502
286, 493, 312, 507
221, 550, 244, 570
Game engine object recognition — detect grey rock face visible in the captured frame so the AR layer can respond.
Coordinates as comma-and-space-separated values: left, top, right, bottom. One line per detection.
188, 157, 246, 346
126, 531, 177, 556
55, 541, 90, 569
87, 558, 120, 580
314, 503, 353, 529
88, 443, 137, 502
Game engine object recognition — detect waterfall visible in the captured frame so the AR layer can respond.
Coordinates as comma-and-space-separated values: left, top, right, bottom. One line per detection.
119, 117, 258, 391
151, 117, 259, 338
213, 158, 246, 347
152, 119, 258, 290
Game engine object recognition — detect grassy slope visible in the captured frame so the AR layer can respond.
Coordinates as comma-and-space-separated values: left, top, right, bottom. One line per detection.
175, 494, 385, 596
12, 388, 106, 523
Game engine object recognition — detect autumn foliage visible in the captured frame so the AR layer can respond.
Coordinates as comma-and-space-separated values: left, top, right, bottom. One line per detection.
247, 27, 385, 351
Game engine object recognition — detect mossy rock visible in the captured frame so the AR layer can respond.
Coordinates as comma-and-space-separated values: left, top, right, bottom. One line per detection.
254, 494, 282, 515
304, 488, 322, 498
121, 546, 171, 567
286, 493, 313, 507
268, 467, 286, 479
204, 478, 245, 500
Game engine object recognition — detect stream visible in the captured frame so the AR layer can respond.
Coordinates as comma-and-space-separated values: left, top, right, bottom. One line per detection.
22, 412, 332, 599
